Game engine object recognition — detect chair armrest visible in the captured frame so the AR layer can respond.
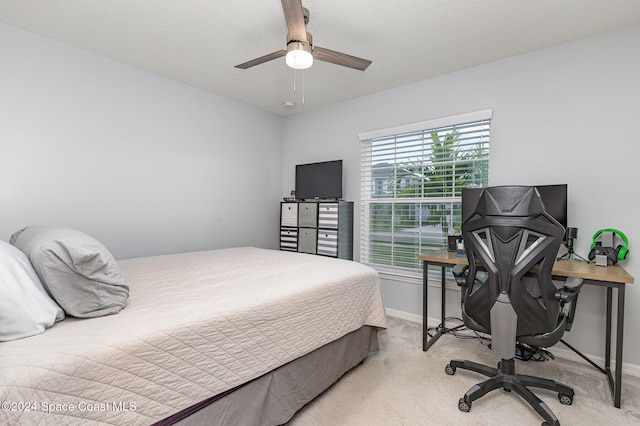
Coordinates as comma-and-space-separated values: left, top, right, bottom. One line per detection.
556, 277, 583, 331
452, 264, 468, 286
563, 276, 584, 292
554, 277, 583, 303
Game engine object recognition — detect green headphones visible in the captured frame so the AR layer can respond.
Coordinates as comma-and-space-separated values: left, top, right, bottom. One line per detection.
588, 228, 629, 264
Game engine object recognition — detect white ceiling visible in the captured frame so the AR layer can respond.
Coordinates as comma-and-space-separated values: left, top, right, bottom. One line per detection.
2, 0, 640, 116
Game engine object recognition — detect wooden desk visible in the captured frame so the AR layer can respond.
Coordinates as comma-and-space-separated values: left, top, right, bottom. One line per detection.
418, 249, 634, 408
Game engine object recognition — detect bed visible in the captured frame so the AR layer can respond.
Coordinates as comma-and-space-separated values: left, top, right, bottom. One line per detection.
1, 242, 386, 426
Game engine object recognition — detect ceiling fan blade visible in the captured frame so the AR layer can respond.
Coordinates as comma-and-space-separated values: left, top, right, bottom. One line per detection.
313, 46, 372, 71
235, 50, 287, 69
281, 0, 308, 43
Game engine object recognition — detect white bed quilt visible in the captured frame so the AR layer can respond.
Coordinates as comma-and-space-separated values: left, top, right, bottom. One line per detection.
0, 247, 386, 425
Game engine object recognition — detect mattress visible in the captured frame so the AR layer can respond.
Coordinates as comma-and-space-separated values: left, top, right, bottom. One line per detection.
0, 247, 386, 425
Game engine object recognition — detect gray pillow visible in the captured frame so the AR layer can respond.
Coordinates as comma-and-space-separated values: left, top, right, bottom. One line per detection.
10, 226, 129, 318
0, 240, 65, 341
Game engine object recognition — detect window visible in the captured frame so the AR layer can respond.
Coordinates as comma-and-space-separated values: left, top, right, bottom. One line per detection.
359, 110, 492, 279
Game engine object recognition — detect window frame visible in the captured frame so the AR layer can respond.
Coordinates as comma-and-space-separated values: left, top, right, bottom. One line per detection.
358, 110, 492, 280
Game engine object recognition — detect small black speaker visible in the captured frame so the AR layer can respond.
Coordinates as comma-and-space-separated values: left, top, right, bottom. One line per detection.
448, 235, 460, 252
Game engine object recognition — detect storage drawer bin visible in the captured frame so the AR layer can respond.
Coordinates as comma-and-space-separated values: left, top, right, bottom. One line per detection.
280, 227, 298, 251
298, 228, 317, 254
281, 203, 298, 227
298, 203, 318, 228
318, 203, 339, 229
317, 229, 338, 257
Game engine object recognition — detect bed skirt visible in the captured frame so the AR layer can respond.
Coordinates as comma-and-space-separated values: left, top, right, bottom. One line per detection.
156, 325, 379, 426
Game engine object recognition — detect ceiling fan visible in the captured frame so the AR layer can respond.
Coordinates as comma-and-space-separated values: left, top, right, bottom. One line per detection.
235, 0, 372, 71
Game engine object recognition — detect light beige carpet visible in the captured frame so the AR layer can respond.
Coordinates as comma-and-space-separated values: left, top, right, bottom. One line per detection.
287, 316, 640, 425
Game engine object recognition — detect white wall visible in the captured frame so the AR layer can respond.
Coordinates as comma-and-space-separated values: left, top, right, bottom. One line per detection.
282, 25, 640, 366
0, 23, 283, 259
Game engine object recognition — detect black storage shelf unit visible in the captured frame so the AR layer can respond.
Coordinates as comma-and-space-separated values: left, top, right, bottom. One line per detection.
279, 201, 353, 260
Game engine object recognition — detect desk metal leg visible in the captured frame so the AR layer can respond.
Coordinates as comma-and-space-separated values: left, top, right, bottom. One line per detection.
423, 262, 464, 352
605, 285, 624, 408
561, 282, 625, 409
422, 261, 428, 351
605, 287, 613, 402
423, 261, 447, 351
441, 267, 446, 328
615, 284, 625, 408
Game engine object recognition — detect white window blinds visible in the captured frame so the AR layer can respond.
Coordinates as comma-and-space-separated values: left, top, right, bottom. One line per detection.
359, 110, 492, 278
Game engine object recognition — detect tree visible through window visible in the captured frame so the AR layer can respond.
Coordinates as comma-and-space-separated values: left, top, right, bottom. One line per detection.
359, 110, 491, 277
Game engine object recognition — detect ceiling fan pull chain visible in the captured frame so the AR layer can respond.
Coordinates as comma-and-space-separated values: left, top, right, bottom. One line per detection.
292, 68, 297, 94
302, 69, 305, 104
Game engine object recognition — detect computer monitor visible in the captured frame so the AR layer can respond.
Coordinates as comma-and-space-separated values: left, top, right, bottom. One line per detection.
534, 184, 568, 232
462, 184, 568, 238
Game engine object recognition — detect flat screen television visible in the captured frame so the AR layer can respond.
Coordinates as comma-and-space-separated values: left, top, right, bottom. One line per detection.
295, 160, 343, 200
462, 184, 568, 238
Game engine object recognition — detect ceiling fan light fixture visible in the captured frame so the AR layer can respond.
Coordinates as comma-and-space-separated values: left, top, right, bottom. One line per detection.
234, 3, 371, 72
286, 41, 313, 69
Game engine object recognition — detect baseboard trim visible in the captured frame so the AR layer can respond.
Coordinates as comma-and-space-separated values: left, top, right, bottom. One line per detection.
385, 307, 640, 378
386, 308, 422, 324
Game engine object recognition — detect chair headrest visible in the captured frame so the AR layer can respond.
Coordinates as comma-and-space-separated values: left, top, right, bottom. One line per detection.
474, 186, 545, 218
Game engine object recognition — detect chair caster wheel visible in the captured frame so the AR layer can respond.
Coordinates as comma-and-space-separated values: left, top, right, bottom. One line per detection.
458, 398, 471, 412
445, 364, 456, 375
559, 393, 573, 405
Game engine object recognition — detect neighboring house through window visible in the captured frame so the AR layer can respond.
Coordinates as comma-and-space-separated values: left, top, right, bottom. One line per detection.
359, 110, 492, 280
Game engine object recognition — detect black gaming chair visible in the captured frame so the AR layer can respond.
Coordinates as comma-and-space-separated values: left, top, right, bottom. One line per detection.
445, 186, 583, 426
